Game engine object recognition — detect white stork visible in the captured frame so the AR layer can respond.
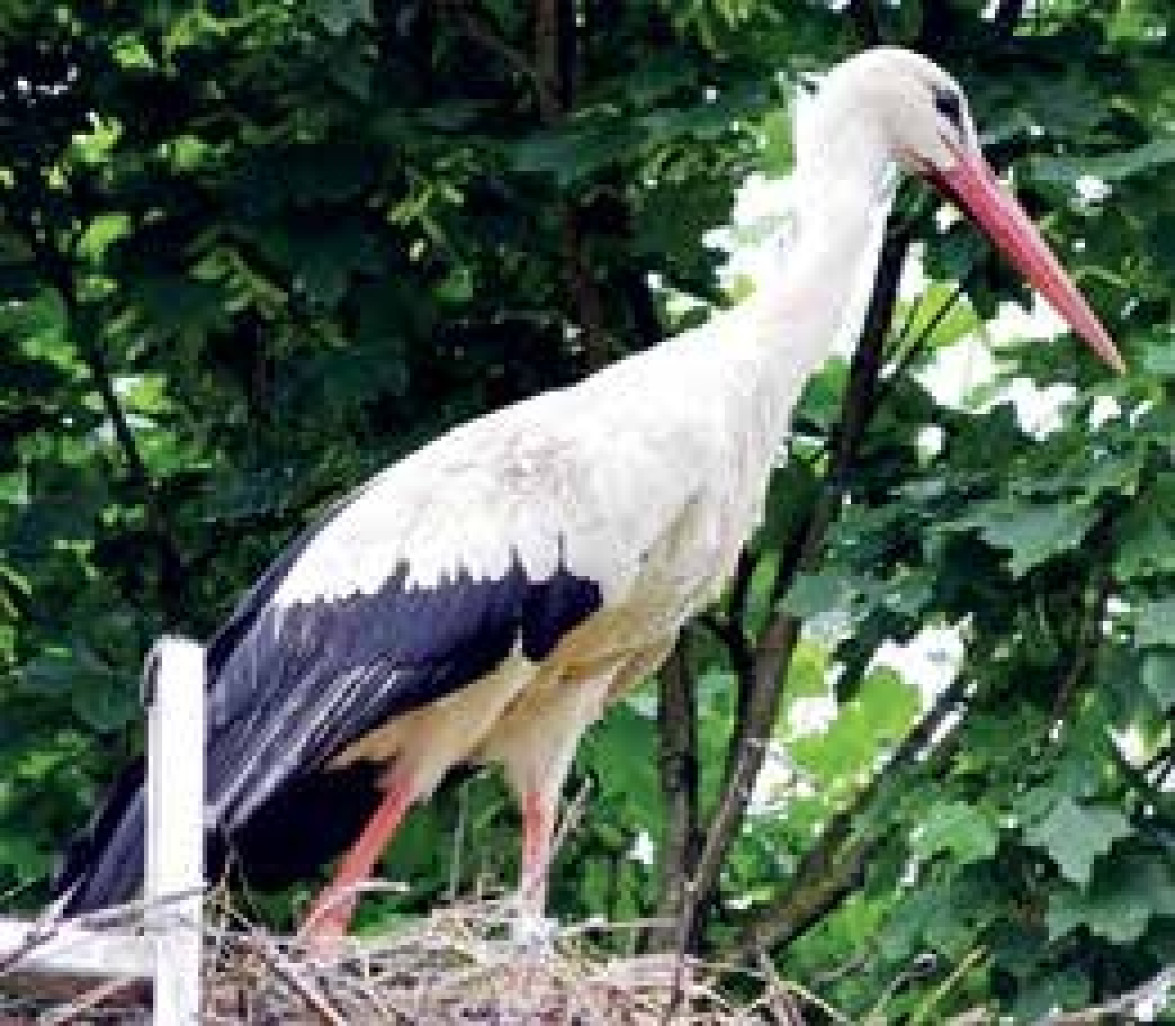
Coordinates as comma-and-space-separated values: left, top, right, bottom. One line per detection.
54, 47, 1123, 937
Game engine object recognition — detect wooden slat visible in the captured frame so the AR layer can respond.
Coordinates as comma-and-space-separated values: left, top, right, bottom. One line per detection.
0, 918, 153, 979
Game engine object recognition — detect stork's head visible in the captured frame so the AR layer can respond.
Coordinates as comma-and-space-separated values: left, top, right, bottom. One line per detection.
811, 47, 1124, 372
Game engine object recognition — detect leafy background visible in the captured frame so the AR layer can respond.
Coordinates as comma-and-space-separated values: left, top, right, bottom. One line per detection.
1, 0, 1173, 1020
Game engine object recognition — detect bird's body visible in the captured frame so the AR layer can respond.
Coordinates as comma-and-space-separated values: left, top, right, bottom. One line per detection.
54, 48, 1122, 932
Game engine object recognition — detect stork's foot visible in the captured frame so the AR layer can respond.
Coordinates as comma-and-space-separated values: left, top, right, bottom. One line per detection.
297, 890, 357, 957
507, 904, 559, 953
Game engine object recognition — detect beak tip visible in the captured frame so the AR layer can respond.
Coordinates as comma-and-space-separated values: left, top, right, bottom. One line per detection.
1090, 329, 1127, 375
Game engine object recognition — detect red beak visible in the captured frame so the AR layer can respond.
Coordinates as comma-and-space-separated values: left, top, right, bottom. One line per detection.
931, 148, 1125, 373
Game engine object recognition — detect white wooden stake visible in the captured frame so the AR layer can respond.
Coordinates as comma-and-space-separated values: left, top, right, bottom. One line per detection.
143, 636, 205, 1025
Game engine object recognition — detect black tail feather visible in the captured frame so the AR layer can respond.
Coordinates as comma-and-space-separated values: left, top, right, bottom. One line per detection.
225, 762, 385, 889
53, 760, 388, 915
53, 758, 148, 917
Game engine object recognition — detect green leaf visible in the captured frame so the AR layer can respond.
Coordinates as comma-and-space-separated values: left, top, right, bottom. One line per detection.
1113, 505, 1175, 581
1046, 885, 1149, 943
1, 288, 70, 363
311, 0, 374, 35
794, 356, 848, 433
1140, 329, 1175, 377
1011, 970, 1091, 1022
910, 801, 999, 867
1046, 849, 1175, 944
790, 667, 919, 785
757, 460, 819, 553
1137, 598, 1175, 648
77, 213, 132, 262
1031, 137, 1175, 186
781, 571, 853, 619
949, 499, 1097, 577
1025, 798, 1132, 887
1142, 651, 1175, 711
757, 108, 793, 177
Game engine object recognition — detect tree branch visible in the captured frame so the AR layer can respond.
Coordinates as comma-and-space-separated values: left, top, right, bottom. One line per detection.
617, 266, 665, 352
534, 0, 563, 121
846, 0, 882, 45
73, 307, 151, 489
735, 675, 968, 957
527, 0, 611, 370
562, 213, 612, 371
652, 637, 703, 950
993, 0, 1026, 39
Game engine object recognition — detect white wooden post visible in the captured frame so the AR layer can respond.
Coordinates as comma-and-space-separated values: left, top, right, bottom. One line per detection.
143, 636, 205, 1025
0, 636, 206, 1022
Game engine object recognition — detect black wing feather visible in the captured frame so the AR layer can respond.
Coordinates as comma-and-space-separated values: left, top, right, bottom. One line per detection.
207, 553, 601, 827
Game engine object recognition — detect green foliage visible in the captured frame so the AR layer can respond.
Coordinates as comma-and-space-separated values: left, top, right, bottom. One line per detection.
1024, 798, 1132, 887
2, 0, 1174, 1021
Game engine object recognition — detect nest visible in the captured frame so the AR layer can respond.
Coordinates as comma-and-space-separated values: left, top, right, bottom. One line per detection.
208, 905, 759, 1024
2, 897, 815, 1024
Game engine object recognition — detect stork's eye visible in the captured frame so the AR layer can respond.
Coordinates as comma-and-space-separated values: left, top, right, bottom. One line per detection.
933, 87, 964, 132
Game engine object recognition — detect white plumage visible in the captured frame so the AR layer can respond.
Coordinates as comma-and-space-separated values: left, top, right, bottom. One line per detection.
55, 47, 1120, 934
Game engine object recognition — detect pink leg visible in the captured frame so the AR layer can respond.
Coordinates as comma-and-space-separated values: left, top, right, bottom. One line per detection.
300, 777, 413, 938
520, 788, 553, 912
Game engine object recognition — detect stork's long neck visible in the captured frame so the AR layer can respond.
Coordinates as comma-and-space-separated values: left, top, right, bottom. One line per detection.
739, 117, 897, 450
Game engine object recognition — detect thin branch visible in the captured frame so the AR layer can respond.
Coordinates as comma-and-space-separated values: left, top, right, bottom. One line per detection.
1051, 573, 1110, 719
878, 280, 967, 405
1153, 753, 1175, 791
73, 305, 151, 489
908, 947, 989, 1026
700, 549, 760, 759
1032, 966, 1175, 1024
37, 976, 139, 1026
0, 885, 206, 977
697, 612, 753, 685
721, 226, 911, 794
735, 675, 968, 957
245, 932, 347, 1026
20, 227, 150, 488
727, 548, 758, 630
447, 780, 469, 901
617, 266, 666, 352
891, 285, 932, 357
443, 1, 561, 115
487, 0, 609, 372
563, 214, 612, 371
993, 0, 1026, 38
757, 953, 854, 1025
